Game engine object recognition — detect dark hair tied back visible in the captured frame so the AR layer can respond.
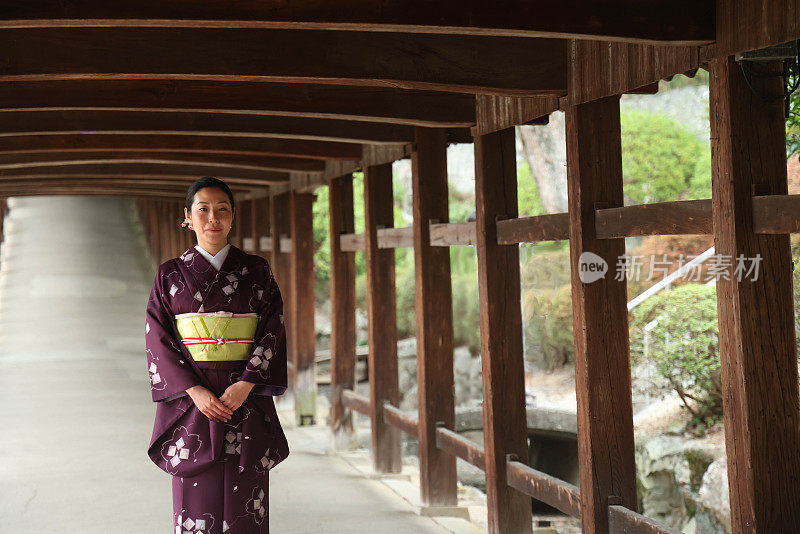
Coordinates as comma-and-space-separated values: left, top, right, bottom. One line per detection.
185, 176, 235, 213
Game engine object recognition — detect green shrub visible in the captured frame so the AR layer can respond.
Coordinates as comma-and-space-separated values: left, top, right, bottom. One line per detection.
629, 283, 722, 429
521, 247, 574, 370
621, 110, 704, 205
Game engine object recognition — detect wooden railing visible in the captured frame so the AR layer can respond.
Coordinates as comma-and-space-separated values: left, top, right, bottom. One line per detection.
339, 388, 677, 533
336, 195, 800, 250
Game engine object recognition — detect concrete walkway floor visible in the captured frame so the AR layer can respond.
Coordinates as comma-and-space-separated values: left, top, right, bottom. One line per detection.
0, 196, 459, 533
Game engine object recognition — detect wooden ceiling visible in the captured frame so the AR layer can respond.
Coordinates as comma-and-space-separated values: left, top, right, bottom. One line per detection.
0, 1, 795, 200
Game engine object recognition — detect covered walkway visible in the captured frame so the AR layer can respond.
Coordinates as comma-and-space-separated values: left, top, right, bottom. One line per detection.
0, 196, 472, 533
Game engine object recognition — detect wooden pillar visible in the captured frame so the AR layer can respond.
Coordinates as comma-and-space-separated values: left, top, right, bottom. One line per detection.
251, 195, 269, 259
411, 126, 457, 507
231, 196, 243, 249
290, 191, 317, 426
159, 201, 169, 263
474, 127, 532, 534
328, 174, 358, 451
239, 197, 253, 252
0, 196, 6, 244
271, 192, 293, 400
565, 95, 637, 534
709, 56, 800, 532
364, 163, 402, 473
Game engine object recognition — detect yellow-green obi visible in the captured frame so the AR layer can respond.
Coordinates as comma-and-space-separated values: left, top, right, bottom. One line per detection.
175, 311, 259, 361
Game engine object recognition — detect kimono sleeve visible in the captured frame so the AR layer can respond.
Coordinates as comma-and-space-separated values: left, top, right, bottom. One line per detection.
145, 264, 202, 402
240, 259, 287, 396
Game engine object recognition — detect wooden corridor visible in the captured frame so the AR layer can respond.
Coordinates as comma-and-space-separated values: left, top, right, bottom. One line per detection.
0, 3, 800, 533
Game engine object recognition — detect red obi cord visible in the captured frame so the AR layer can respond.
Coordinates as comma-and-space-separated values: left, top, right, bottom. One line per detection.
180, 337, 254, 346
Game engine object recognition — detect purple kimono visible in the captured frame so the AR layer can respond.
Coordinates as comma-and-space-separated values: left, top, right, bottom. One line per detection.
145, 244, 289, 534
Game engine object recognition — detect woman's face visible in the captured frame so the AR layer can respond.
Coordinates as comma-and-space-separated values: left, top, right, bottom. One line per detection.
184, 187, 234, 248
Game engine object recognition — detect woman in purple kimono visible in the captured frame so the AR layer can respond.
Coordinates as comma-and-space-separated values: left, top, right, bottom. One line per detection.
145, 176, 289, 534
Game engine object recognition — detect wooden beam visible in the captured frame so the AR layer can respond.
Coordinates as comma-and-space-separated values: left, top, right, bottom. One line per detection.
0, 185, 186, 199
0, 80, 476, 127
328, 173, 358, 451
0, 133, 362, 160
565, 95, 637, 534
0, 161, 291, 183
435, 427, 485, 471
0, 2, 715, 44
474, 126, 531, 534
383, 403, 419, 438
0, 152, 326, 172
607, 505, 674, 534
752, 194, 800, 234
341, 389, 370, 416
411, 127, 457, 509
0, 173, 284, 188
595, 199, 713, 237
709, 56, 800, 532
506, 461, 582, 518
0, 110, 472, 145
363, 162, 401, 473
290, 191, 317, 426
497, 213, 570, 243
0, 28, 567, 97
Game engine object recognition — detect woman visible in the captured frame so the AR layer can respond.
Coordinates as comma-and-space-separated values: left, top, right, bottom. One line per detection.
145, 176, 289, 534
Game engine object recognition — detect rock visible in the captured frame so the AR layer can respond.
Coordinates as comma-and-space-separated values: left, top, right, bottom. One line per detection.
694, 457, 731, 534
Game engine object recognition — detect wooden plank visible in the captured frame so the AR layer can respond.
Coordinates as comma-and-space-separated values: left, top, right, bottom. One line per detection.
289, 191, 317, 426
0, 109, 471, 145
607, 504, 677, 534
0, 28, 567, 97
567, 40, 699, 108
565, 95, 637, 533
434, 426, 485, 471
0, 161, 291, 183
250, 195, 269, 256
474, 95, 559, 136
0, 80, 475, 128
0, 1, 715, 44
364, 162, 402, 473
0, 152, 326, 172
497, 213, 570, 244
709, 56, 800, 532
474, 127, 531, 534
411, 126, 457, 508
429, 221, 475, 246
703, 0, 800, 59
0, 132, 362, 160
382, 403, 419, 438
328, 174, 358, 450
595, 199, 712, 238
752, 194, 800, 234
506, 460, 582, 519
341, 389, 370, 416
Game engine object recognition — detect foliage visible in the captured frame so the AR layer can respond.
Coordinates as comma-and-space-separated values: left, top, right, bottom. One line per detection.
517, 159, 547, 217
788, 69, 800, 158
621, 110, 705, 205
629, 284, 722, 430
520, 246, 574, 370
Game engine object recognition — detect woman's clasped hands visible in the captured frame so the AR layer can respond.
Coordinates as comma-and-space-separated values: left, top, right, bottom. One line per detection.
186, 381, 255, 423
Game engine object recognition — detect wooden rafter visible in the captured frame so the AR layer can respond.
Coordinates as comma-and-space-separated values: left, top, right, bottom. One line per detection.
0, 1, 714, 44
0, 110, 471, 144
0, 80, 475, 127
0, 28, 567, 96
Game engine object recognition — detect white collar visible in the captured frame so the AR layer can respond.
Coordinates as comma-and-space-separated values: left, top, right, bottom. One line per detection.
194, 243, 231, 271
